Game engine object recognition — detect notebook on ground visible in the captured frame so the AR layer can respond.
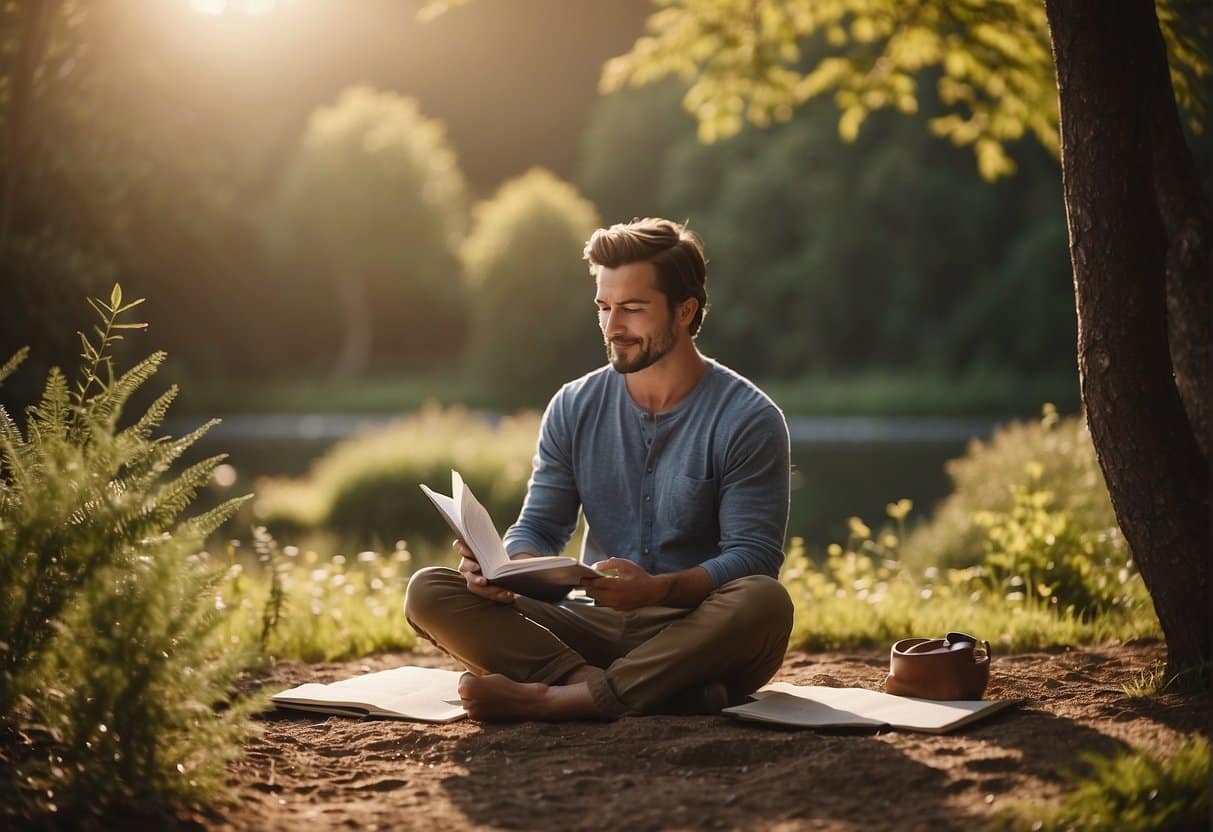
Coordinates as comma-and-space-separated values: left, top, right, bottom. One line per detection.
272, 666, 467, 722
723, 682, 1019, 734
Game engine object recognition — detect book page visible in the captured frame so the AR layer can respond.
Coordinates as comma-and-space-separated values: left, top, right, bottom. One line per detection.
272, 666, 466, 723
757, 682, 1016, 733
454, 470, 510, 575
418, 484, 463, 541
494, 554, 581, 575
723, 692, 887, 729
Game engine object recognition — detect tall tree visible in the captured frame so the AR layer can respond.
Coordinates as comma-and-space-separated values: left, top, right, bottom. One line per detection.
462, 168, 603, 405
272, 86, 470, 378
1043, 0, 1209, 674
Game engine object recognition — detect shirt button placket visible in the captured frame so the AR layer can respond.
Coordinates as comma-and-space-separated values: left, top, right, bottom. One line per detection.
641, 414, 657, 571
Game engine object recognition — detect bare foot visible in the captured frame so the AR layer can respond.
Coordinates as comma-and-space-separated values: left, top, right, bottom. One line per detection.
457, 672, 607, 722
458, 673, 548, 721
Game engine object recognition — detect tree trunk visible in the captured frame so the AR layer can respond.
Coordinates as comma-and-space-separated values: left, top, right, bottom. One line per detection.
1045, 0, 1210, 675
0, 0, 60, 246
332, 271, 373, 379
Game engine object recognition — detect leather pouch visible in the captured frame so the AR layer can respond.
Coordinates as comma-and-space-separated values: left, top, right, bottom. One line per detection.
885, 631, 991, 700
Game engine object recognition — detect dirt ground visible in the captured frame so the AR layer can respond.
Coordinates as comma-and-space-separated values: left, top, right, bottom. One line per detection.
210, 640, 1205, 831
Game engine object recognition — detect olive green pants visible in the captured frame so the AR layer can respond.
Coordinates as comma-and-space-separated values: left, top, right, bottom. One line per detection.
404, 566, 793, 718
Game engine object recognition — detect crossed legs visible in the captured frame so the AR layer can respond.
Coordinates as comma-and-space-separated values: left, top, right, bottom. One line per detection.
404, 566, 793, 721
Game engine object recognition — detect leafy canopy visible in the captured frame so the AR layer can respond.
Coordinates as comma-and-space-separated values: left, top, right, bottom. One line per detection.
597, 0, 1207, 181
427, 0, 1206, 184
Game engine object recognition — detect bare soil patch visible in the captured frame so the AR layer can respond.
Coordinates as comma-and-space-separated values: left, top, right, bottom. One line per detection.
210, 641, 1205, 831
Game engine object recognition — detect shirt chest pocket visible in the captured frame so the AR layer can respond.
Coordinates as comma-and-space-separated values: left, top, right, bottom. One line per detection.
659, 474, 719, 547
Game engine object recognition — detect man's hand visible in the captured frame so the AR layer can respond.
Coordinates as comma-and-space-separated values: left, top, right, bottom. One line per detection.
454, 539, 516, 603
582, 558, 671, 611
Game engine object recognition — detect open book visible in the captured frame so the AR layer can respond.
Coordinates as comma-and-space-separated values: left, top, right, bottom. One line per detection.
419, 469, 602, 602
723, 682, 1019, 734
272, 666, 467, 722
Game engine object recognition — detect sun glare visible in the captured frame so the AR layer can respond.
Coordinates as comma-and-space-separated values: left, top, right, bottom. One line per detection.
190, 0, 279, 14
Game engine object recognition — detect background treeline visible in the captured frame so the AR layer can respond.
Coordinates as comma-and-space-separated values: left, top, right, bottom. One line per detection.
1, 0, 1079, 415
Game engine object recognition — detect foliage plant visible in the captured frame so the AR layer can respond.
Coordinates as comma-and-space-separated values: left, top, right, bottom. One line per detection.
461, 167, 604, 406
780, 494, 1156, 653
575, 78, 1078, 385
272, 85, 470, 375
1010, 734, 1209, 832
0, 286, 255, 818
254, 404, 541, 546
902, 405, 1123, 576
596, 0, 1206, 181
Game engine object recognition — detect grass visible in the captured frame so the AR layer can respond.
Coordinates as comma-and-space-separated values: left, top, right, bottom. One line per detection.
1122, 660, 1212, 698
1008, 735, 1210, 831
779, 537, 1158, 653
214, 531, 440, 663
215, 527, 1158, 665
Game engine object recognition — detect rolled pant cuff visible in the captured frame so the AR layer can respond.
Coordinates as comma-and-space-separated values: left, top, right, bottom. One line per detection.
530, 653, 588, 686
587, 674, 632, 719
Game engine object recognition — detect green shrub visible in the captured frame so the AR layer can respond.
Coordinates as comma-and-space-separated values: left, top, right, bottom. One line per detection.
1011, 735, 1209, 832
271, 86, 470, 373
975, 482, 1140, 616
254, 405, 541, 546
781, 495, 1156, 652
0, 286, 255, 819
902, 405, 1124, 573
461, 168, 603, 407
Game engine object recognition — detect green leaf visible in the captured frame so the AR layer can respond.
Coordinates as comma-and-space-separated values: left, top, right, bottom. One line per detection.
85, 351, 167, 429
115, 298, 146, 314
110, 283, 122, 310
0, 347, 29, 386
118, 385, 178, 444
78, 332, 98, 361
178, 494, 254, 540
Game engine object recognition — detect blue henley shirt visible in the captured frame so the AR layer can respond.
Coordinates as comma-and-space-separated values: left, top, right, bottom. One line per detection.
502, 358, 791, 588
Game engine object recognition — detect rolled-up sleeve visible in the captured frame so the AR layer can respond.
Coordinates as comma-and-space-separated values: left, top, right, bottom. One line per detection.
696, 405, 790, 587
503, 389, 582, 557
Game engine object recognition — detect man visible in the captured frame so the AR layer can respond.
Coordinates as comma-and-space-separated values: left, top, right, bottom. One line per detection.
405, 217, 793, 721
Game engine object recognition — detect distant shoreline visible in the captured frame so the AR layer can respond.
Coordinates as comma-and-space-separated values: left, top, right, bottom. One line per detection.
170, 412, 1000, 444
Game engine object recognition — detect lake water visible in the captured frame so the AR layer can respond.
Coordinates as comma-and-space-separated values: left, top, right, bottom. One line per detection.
181, 414, 996, 552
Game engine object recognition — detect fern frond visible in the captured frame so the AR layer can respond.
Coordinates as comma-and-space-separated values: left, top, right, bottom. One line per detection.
119, 385, 178, 444
0, 347, 29, 386
29, 368, 71, 441
116, 419, 219, 490
112, 386, 178, 470
0, 433, 32, 494
176, 494, 253, 541
84, 351, 166, 432
0, 404, 26, 450
145, 454, 229, 530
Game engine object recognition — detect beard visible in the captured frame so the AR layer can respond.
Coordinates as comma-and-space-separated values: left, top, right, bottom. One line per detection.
605, 321, 678, 374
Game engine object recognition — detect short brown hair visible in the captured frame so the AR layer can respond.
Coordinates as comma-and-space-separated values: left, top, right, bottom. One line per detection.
583, 217, 709, 336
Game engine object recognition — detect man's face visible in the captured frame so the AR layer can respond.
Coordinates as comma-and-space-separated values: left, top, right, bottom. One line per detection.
595, 261, 679, 374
